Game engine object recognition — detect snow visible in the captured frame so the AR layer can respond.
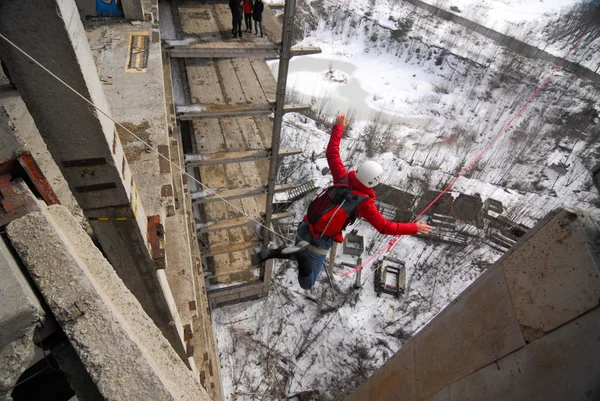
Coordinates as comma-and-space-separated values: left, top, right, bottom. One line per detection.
213, 0, 600, 399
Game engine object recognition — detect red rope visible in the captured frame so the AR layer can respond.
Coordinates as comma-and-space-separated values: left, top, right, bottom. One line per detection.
341, 14, 600, 278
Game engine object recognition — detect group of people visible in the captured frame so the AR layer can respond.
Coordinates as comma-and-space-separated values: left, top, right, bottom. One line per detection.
229, 0, 264, 39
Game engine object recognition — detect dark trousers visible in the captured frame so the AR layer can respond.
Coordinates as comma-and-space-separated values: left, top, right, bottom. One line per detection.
244, 13, 252, 31
233, 19, 243, 36
231, 11, 235, 33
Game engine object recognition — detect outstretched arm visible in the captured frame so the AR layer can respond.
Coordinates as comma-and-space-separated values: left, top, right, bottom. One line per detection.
326, 113, 350, 182
359, 200, 432, 236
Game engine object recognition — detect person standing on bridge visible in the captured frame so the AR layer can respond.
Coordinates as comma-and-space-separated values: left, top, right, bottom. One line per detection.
232, 0, 244, 38
243, 0, 254, 33
252, 113, 432, 289
253, 0, 264, 38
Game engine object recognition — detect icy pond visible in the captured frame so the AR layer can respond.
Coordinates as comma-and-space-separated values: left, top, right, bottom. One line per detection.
269, 56, 393, 120
269, 55, 440, 128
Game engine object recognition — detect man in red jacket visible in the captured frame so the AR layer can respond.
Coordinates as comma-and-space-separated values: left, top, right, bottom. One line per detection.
252, 113, 432, 289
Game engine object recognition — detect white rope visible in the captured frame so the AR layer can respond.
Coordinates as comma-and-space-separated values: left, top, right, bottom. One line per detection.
0, 32, 289, 243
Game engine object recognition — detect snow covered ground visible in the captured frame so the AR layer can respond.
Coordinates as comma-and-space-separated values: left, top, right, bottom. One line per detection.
214, 1, 599, 400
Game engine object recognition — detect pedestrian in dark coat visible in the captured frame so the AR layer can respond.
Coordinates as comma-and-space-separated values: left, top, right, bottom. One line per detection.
243, 0, 254, 33
233, 0, 244, 38
253, 0, 264, 37
228, 0, 237, 35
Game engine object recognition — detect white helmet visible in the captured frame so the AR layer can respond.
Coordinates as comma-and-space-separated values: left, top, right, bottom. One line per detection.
355, 161, 383, 188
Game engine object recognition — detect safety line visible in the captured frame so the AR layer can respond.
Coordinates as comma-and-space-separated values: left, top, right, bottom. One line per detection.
0, 32, 289, 244
341, 12, 600, 278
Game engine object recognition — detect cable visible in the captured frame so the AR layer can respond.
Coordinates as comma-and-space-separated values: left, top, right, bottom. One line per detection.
0, 32, 290, 244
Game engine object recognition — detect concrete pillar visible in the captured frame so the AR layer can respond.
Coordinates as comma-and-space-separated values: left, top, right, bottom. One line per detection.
121, 0, 145, 21
0, 236, 44, 400
0, 105, 23, 161
0, 0, 181, 357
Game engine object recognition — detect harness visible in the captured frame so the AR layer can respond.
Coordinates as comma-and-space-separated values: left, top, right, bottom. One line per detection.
305, 177, 369, 242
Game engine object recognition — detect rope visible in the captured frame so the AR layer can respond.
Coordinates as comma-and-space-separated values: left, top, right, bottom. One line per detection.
341, 11, 600, 278
0, 32, 290, 244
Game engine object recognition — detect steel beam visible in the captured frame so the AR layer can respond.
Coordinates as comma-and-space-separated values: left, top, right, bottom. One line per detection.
191, 183, 296, 204
264, 0, 297, 247
184, 148, 302, 167
176, 103, 311, 120
166, 42, 321, 59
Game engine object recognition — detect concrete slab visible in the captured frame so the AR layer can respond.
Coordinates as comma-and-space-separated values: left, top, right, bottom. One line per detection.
500, 208, 600, 341
368, 340, 416, 401
84, 18, 170, 218
447, 306, 600, 401
414, 266, 525, 400
0, 236, 43, 348
6, 205, 211, 401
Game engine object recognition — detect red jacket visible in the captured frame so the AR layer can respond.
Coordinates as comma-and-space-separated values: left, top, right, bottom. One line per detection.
324, 124, 418, 239
244, 0, 253, 14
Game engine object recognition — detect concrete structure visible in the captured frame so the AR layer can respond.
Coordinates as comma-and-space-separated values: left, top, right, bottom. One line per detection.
75, 0, 145, 20
345, 207, 600, 401
0, 0, 184, 358
0, 234, 44, 400
6, 204, 211, 401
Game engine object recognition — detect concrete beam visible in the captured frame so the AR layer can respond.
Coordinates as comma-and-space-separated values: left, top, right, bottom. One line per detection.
0, 105, 23, 161
176, 103, 311, 120
6, 204, 211, 401
0, 235, 45, 399
185, 148, 302, 167
166, 42, 321, 59
191, 183, 296, 204
121, 0, 144, 21
0, 0, 181, 356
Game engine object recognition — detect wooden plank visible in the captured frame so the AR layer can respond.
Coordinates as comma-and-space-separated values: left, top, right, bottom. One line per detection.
224, 162, 246, 189
233, 58, 267, 103
262, 4, 282, 44
221, 118, 246, 151
199, 164, 227, 188
179, 4, 220, 39
202, 240, 259, 257
253, 116, 273, 148
211, 3, 233, 37
250, 59, 277, 102
237, 115, 265, 150
193, 118, 225, 154
237, 161, 264, 187
215, 59, 245, 104
255, 159, 270, 184
186, 59, 223, 104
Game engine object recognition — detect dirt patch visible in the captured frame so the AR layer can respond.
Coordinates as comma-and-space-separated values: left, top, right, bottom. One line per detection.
116, 121, 152, 162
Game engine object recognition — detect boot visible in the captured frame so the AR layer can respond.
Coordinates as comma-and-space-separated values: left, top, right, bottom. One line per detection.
251, 241, 309, 266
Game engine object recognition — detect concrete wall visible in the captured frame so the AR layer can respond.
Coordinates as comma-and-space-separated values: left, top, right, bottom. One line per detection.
403, 0, 600, 83
345, 207, 600, 401
6, 204, 211, 401
0, 234, 44, 400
